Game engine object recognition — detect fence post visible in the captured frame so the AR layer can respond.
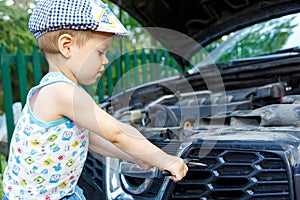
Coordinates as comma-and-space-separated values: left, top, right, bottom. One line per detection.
115, 49, 122, 92
106, 52, 113, 96
0, 45, 14, 147
141, 49, 148, 83
32, 46, 42, 85
17, 45, 28, 106
124, 53, 131, 89
149, 49, 155, 81
97, 77, 104, 102
170, 58, 177, 76
133, 50, 140, 85
162, 50, 169, 77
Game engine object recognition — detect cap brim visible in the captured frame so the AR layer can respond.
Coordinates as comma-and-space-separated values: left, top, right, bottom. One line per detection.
91, 0, 128, 36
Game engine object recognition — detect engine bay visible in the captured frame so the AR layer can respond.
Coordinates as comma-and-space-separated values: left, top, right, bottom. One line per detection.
99, 56, 300, 142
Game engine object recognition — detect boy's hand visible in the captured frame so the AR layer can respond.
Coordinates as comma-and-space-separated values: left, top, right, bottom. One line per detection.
162, 157, 188, 182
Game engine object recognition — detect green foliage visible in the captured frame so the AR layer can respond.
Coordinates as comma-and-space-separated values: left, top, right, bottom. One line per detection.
0, 154, 7, 199
216, 16, 297, 63
0, 0, 36, 54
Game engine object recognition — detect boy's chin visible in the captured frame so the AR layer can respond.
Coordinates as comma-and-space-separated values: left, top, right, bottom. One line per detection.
80, 79, 97, 86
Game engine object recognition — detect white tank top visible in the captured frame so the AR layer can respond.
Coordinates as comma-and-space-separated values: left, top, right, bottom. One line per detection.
3, 72, 90, 200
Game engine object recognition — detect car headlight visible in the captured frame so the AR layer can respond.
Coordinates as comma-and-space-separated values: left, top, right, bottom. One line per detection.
105, 157, 167, 199
104, 157, 135, 200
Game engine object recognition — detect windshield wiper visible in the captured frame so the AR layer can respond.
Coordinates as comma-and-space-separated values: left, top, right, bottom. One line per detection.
229, 48, 300, 65
272, 46, 300, 54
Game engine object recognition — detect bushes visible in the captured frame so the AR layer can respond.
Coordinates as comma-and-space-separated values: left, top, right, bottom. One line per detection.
0, 154, 7, 199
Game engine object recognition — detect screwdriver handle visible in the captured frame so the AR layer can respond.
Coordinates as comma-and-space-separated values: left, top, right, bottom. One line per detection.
161, 170, 172, 176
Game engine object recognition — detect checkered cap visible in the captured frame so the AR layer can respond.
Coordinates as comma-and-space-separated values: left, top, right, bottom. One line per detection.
28, 0, 128, 39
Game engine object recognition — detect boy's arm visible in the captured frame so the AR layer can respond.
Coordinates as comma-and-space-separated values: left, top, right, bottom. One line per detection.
57, 83, 188, 182
89, 132, 153, 170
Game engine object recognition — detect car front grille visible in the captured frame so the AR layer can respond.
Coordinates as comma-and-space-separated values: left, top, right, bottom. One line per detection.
78, 140, 293, 200
78, 152, 105, 199
168, 146, 291, 200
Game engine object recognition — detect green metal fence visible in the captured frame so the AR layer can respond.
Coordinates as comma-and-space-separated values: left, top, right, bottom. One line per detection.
0, 45, 187, 146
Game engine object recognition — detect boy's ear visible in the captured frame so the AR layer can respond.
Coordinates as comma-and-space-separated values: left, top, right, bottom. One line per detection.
58, 34, 73, 58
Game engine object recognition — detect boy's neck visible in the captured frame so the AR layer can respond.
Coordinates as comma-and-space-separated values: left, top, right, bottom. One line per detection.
46, 53, 79, 85
49, 67, 78, 85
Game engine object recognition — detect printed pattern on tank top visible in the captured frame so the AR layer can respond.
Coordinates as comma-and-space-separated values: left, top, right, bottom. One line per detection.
3, 72, 90, 200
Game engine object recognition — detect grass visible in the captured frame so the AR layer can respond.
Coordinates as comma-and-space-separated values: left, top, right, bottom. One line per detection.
0, 154, 7, 199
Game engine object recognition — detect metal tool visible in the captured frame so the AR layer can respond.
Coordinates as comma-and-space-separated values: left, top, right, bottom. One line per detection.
119, 158, 207, 178
162, 158, 207, 177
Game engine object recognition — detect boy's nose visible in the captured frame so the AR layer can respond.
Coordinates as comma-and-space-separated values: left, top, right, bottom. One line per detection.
102, 55, 109, 66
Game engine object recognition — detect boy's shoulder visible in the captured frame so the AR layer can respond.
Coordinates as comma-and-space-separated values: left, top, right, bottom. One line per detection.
40, 72, 77, 86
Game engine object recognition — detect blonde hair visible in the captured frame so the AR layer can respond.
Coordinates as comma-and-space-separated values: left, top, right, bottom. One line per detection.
37, 30, 94, 54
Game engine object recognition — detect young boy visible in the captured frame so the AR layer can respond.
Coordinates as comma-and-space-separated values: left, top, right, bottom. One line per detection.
2, 0, 188, 199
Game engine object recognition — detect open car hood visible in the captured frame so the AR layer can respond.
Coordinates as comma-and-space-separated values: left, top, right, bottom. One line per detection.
110, 0, 300, 66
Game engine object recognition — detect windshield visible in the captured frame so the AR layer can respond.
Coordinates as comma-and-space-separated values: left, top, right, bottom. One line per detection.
196, 12, 300, 65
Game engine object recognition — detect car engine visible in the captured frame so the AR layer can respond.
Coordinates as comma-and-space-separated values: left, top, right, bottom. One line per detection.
78, 54, 300, 200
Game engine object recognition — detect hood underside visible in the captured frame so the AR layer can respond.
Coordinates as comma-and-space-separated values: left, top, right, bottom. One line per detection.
110, 0, 300, 64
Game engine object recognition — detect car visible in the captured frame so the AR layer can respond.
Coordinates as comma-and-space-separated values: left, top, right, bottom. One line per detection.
78, 0, 300, 199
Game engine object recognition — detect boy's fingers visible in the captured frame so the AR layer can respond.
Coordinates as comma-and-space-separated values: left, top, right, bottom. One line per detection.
171, 174, 182, 182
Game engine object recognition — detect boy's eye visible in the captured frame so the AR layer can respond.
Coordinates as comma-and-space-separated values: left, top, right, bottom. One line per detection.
98, 51, 104, 56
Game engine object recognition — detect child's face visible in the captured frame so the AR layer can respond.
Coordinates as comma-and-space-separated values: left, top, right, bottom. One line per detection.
70, 32, 114, 85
